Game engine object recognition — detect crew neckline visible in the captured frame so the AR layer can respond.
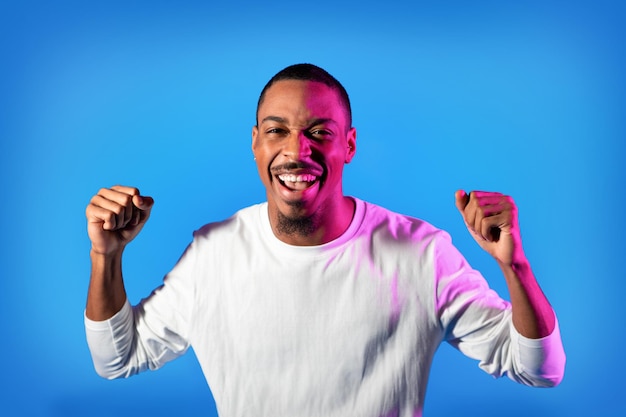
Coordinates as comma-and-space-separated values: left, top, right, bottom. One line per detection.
258, 197, 365, 258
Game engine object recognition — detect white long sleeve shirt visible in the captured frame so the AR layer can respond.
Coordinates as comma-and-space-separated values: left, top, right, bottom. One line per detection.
85, 198, 565, 417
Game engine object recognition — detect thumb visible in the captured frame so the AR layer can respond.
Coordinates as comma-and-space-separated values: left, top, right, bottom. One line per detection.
129, 195, 154, 228
133, 195, 154, 211
455, 189, 469, 213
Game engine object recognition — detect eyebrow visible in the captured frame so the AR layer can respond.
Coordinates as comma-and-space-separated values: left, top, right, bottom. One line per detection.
260, 116, 287, 125
308, 118, 337, 127
260, 116, 337, 127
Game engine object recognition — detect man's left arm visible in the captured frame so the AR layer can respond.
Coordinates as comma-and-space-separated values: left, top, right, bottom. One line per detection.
454, 190, 555, 339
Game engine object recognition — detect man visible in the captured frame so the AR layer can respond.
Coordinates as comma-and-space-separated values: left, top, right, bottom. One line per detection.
85, 64, 565, 417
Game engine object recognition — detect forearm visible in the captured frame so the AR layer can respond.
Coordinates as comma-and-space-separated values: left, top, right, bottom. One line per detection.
500, 258, 555, 339
86, 249, 128, 321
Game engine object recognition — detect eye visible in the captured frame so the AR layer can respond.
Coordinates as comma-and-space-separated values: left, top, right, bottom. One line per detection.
266, 127, 287, 135
309, 128, 332, 139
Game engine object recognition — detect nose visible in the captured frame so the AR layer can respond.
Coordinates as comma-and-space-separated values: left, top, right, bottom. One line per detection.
283, 130, 311, 160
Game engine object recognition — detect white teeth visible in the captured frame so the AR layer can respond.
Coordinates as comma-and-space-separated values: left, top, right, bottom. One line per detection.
278, 174, 317, 183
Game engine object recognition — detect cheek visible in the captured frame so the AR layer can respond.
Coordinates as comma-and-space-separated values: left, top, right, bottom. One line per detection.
254, 152, 275, 183
319, 155, 346, 184
255, 157, 269, 177
328, 149, 348, 170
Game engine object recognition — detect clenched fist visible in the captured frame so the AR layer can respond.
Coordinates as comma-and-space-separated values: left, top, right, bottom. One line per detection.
86, 185, 154, 255
455, 190, 525, 267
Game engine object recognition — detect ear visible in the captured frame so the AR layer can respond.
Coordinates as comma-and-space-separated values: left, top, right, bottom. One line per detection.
251, 125, 259, 154
345, 127, 357, 163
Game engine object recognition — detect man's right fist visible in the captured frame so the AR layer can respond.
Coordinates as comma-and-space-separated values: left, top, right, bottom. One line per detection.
86, 185, 154, 255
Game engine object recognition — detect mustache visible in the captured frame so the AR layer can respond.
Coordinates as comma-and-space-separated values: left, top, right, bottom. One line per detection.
270, 161, 320, 173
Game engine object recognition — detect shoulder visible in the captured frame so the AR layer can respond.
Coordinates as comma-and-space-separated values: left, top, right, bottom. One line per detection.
192, 202, 267, 243
357, 199, 448, 244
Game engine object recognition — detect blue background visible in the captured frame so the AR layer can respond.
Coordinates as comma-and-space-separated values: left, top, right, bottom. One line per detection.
1, 1, 623, 416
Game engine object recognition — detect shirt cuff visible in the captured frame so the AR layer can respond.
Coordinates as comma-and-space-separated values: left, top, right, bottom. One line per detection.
84, 299, 132, 329
513, 314, 566, 387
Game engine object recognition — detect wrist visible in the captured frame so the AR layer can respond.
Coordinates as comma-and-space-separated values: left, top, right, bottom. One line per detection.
498, 256, 530, 270
498, 257, 537, 292
89, 247, 124, 277
90, 245, 124, 259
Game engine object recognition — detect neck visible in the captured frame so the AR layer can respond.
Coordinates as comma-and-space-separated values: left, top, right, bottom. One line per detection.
270, 197, 355, 246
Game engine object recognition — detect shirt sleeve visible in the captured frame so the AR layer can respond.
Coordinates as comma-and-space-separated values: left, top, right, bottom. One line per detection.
510, 319, 566, 387
433, 232, 565, 387
84, 240, 198, 379
84, 299, 138, 379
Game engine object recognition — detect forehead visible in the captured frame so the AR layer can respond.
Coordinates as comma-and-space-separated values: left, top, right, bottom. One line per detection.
259, 80, 345, 123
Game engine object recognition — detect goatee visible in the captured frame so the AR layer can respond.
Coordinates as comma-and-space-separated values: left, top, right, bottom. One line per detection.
276, 208, 317, 237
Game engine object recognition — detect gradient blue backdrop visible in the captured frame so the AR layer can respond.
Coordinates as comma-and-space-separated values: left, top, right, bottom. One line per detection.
1, 1, 624, 416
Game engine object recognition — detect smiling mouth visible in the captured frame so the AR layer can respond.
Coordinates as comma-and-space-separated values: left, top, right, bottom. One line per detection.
277, 173, 318, 191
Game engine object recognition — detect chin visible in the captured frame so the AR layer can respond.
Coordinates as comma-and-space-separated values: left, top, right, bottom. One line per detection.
276, 206, 318, 237
281, 201, 312, 219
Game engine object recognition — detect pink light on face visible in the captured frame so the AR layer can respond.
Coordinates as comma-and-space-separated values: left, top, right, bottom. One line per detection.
252, 79, 356, 245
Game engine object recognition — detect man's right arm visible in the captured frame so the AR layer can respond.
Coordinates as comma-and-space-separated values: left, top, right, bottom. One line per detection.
85, 185, 154, 321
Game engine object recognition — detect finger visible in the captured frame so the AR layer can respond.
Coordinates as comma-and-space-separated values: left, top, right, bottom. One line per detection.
110, 186, 143, 225
131, 195, 154, 226
467, 190, 484, 226
475, 195, 514, 218
476, 195, 506, 207
474, 204, 507, 241
467, 191, 508, 225
480, 211, 511, 242
97, 188, 135, 227
132, 195, 154, 211
97, 187, 153, 228
463, 192, 494, 237
469, 190, 504, 198
90, 194, 138, 231
454, 189, 470, 213
476, 200, 507, 217
86, 200, 119, 231
110, 185, 141, 197
130, 205, 141, 227
471, 194, 486, 237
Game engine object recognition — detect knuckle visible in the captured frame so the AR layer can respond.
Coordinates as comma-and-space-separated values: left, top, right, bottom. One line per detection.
102, 210, 116, 226
111, 204, 124, 216
86, 200, 101, 217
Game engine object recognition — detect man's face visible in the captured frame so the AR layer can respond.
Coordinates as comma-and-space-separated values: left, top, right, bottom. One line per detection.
252, 80, 356, 224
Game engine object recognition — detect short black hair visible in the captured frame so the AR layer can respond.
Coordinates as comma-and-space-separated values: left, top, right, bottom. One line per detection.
256, 63, 352, 128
